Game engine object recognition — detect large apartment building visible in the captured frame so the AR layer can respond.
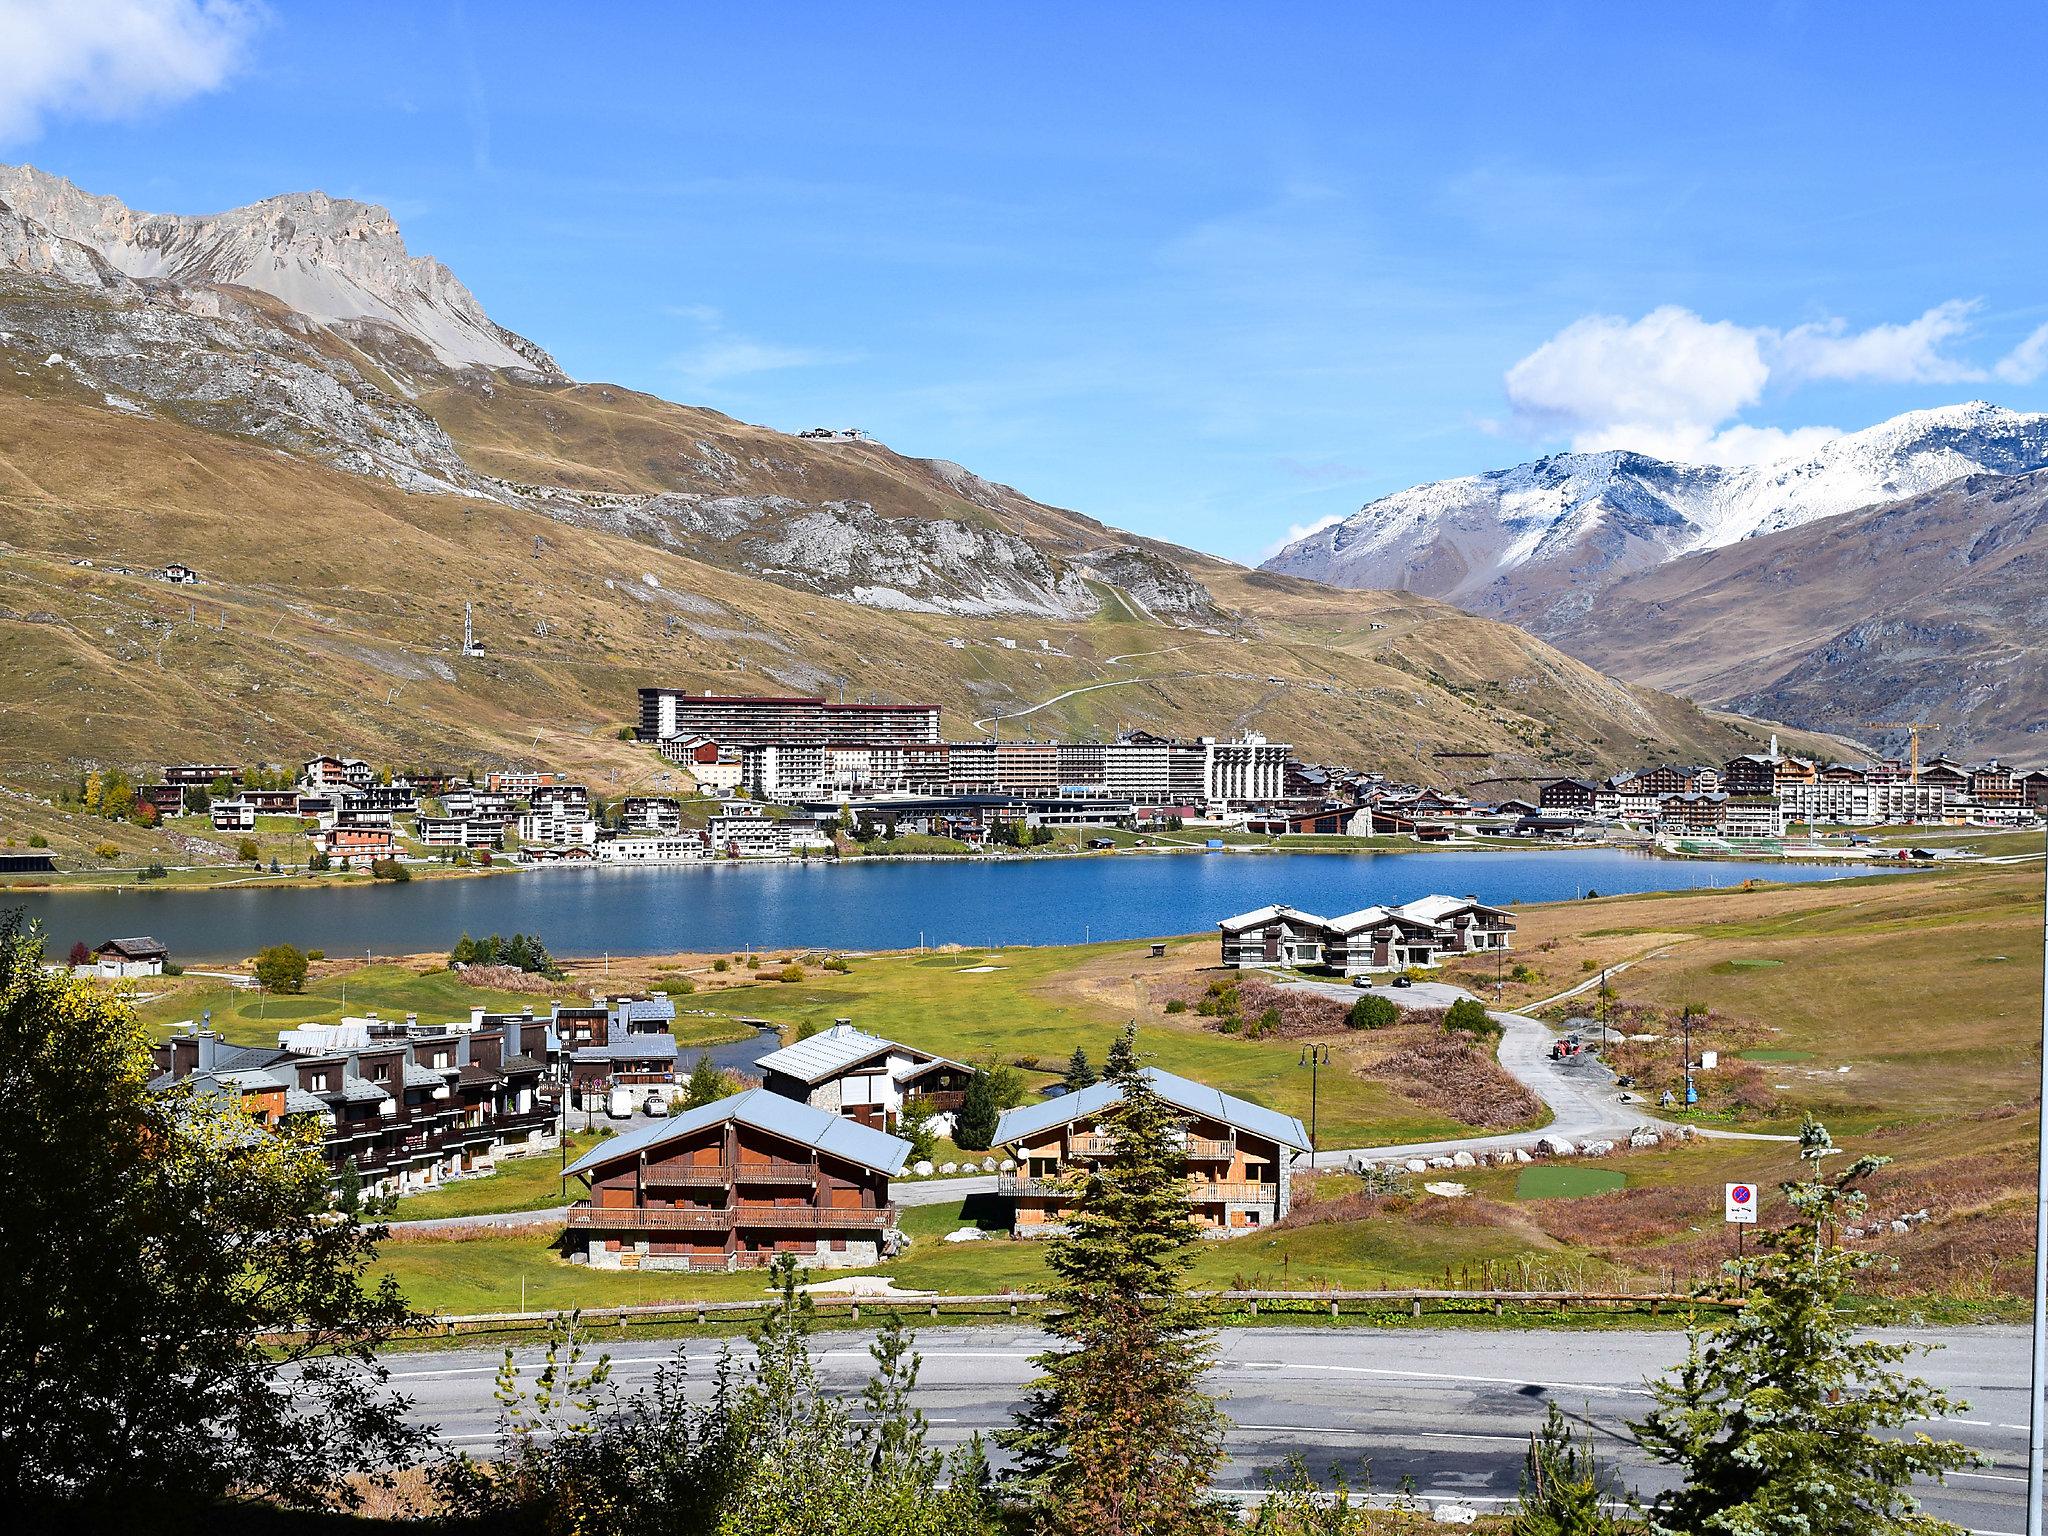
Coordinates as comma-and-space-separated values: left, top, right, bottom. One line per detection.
562, 1089, 908, 1271
1218, 894, 1516, 973
638, 690, 942, 747
994, 1067, 1310, 1235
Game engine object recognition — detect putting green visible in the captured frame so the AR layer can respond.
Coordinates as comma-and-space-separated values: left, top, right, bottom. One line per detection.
1516, 1165, 1627, 1199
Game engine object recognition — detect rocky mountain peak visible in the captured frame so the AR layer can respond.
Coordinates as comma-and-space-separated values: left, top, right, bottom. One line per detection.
0, 162, 559, 378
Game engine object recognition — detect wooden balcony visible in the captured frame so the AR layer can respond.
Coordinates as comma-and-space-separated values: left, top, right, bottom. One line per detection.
1186, 1180, 1279, 1205
1070, 1132, 1233, 1161
567, 1203, 893, 1233
642, 1160, 817, 1188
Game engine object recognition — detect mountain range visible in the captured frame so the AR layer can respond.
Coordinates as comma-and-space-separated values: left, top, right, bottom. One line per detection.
0, 164, 1824, 792
1263, 404, 2048, 756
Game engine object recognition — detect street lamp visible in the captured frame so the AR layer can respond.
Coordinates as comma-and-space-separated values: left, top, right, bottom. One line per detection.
1298, 1044, 1330, 1159
1681, 1005, 1699, 1107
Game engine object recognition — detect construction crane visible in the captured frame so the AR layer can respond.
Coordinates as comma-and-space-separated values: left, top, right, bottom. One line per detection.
1861, 720, 1940, 783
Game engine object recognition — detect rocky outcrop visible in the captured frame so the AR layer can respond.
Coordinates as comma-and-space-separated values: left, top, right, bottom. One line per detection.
0, 163, 560, 377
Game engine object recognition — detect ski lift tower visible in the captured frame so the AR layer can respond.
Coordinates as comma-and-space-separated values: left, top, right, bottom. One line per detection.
461, 602, 487, 657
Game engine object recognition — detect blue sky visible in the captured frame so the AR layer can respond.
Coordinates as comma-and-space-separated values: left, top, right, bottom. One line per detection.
7, 2, 2047, 560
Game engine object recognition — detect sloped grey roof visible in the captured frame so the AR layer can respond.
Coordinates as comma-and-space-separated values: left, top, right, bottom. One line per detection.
97, 936, 168, 958
755, 1025, 947, 1085
562, 1087, 910, 1180
284, 1087, 331, 1116
994, 1067, 1309, 1154
573, 1035, 680, 1063
1215, 904, 1324, 933
337, 1076, 390, 1103
402, 1062, 449, 1088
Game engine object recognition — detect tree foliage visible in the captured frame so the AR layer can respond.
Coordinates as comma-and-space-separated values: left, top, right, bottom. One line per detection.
435, 1266, 999, 1535
1513, 1402, 1625, 1535
1064, 1047, 1097, 1092
1444, 997, 1500, 1040
253, 942, 309, 994
449, 930, 563, 978
955, 1069, 1001, 1150
1346, 993, 1397, 1030
0, 915, 422, 1519
1633, 1117, 1979, 1536
683, 1053, 736, 1109
1002, 1023, 1226, 1535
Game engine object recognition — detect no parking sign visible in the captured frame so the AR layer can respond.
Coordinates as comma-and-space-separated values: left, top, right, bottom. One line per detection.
1724, 1182, 1758, 1224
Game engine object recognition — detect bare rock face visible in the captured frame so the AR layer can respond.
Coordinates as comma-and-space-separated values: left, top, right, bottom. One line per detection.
0, 161, 1224, 625
0, 163, 560, 378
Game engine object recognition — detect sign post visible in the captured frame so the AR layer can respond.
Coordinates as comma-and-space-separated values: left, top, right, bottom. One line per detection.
1725, 1181, 1758, 1272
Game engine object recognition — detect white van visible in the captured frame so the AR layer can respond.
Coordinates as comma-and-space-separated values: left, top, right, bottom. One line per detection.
605, 1086, 636, 1120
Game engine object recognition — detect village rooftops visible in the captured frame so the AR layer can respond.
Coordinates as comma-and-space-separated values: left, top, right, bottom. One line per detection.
571, 1035, 681, 1063
1395, 893, 1509, 925
994, 1066, 1309, 1154
1215, 903, 1326, 933
562, 1087, 912, 1179
754, 1022, 962, 1085
96, 936, 168, 961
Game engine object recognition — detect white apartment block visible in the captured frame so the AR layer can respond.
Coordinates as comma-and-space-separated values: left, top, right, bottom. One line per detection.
596, 835, 707, 863
516, 807, 597, 848
1201, 733, 1289, 805
707, 813, 795, 858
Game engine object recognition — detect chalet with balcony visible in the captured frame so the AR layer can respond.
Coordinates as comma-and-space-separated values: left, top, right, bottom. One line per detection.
163, 763, 239, 786
756, 1022, 973, 1132
1917, 757, 1972, 795
621, 796, 686, 834
1537, 777, 1603, 817
1217, 904, 1330, 968
562, 1088, 908, 1271
210, 798, 256, 832
1970, 761, 2024, 806
994, 1067, 1309, 1236
302, 755, 374, 791
151, 1017, 554, 1199
140, 783, 187, 818
315, 826, 396, 867
2025, 770, 2048, 810
1219, 894, 1513, 974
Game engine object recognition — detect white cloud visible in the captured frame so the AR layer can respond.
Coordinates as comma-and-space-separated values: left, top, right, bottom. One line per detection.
1505, 306, 1770, 458
669, 337, 852, 389
1995, 320, 2048, 385
1504, 299, 2036, 466
1775, 299, 1985, 385
0, 0, 258, 143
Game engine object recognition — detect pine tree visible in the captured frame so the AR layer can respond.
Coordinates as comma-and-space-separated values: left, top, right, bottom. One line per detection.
1002, 1023, 1225, 1535
1633, 1117, 1980, 1536
954, 1070, 1000, 1151
683, 1053, 733, 1109
1513, 1402, 1622, 1535
1064, 1047, 1097, 1092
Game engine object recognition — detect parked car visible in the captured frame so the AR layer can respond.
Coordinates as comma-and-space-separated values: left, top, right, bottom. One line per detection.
1391, 975, 1412, 989
1350, 974, 1373, 989
643, 1093, 670, 1117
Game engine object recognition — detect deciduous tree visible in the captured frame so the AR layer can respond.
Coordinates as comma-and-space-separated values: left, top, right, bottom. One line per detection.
0, 915, 422, 1519
253, 942, 308, 994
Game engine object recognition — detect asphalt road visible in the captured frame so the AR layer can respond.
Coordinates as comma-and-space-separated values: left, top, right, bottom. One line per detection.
384, 1324, 2039, 1532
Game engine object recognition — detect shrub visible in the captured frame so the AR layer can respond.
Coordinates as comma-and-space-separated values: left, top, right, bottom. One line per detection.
823, 955, 851, 974
1217, 1016, 1239, 1034
139, 861, 167, 881
93, 840, 120, 862
1347, 994, 1398, 1030
1444, 998, 1500, 1040
307, 850, 331, 872
777, 964, 805, 983
66, 941, 89, 968
615, 725, 635, 740
712, 958, 729, 973
253, 943, 309, 995
1164, 998, 1188, 1015
236, 838, 260, 863
27, 834, 47, 848
306, 949, 326, 962
368, 858, 411, 882
670, 976, 696, 995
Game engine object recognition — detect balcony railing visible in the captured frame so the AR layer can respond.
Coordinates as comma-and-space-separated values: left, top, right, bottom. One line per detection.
997, 1172, 1277, 1206
643, 1160, 817, 1187
567, 1204, 894, 1233
1069, 1133, 1233, 1161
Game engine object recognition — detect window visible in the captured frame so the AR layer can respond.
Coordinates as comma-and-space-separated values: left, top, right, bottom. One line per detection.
308, 1071, 328, 1091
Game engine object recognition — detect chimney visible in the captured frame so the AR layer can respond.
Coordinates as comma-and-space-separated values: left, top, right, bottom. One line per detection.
470, 1005, 485, 1028
457, 1031, 472, 1067
197, 1031, 219, 1073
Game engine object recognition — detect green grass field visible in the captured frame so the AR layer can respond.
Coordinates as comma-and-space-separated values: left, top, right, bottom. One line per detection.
703, 941, 1477, 1148
1516, 1166, 1627, 1199
374, 1192, 1544, 1315
390, 1132, 613, 1219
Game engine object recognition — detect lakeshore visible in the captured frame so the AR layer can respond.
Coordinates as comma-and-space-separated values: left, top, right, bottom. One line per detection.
6, 844, 1898, 963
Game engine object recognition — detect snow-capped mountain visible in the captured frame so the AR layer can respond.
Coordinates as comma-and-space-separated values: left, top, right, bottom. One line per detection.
1261, 403, 2048, 626
0, 163, 559, 376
